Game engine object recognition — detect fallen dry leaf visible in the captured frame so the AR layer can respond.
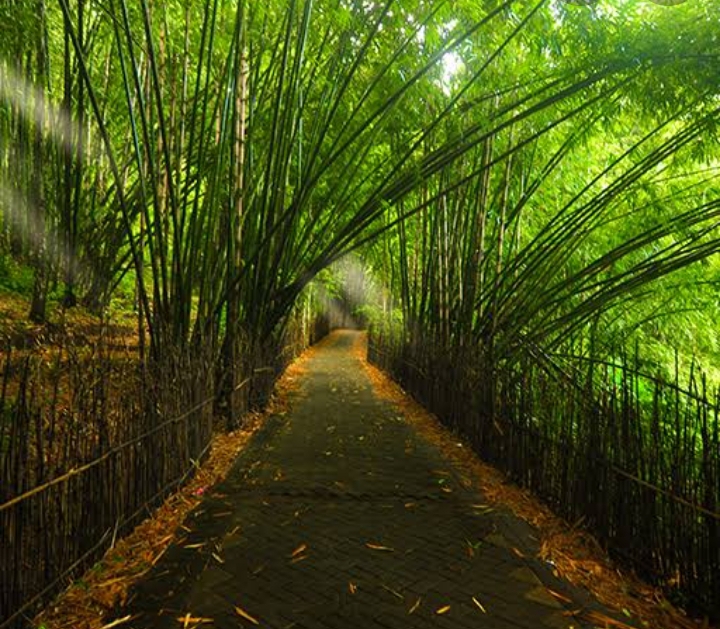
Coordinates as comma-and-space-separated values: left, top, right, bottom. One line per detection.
152, 547, 169, 566
547, 588, 572, 604
472, 596, 487, 613
436, 605, 451, 615
381, 584, 404, 600
349, 582, 357, 594
235, 605, 260, 625
290, 544, 307, 558
408, 597, 421, 614
99, 616, 133, 629
365, 542, 394, 551
176, 613, 213, 627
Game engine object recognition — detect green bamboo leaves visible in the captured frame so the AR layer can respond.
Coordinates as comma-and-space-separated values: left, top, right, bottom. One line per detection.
50, 0, 720, 385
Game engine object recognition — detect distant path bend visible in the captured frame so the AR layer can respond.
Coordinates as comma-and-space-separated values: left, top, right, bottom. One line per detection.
119, 330, 616, 629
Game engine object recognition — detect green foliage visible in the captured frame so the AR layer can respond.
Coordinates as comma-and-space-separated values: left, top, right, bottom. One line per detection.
1, 0, 719, 384
0, 254, 34, 296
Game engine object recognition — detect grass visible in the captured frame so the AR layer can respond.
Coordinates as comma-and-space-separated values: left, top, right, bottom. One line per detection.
0, 253, 34, 296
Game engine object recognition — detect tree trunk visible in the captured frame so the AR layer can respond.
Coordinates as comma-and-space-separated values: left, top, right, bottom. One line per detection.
222, 16, 249, 428
29, 0, 49, 322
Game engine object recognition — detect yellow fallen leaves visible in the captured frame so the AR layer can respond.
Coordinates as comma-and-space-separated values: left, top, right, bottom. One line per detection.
472, 596, 487, 613
289, 542, 310, 563
435, 605, 451, 615
235, 605, 260, 625
365, 542, 394, 551
408, 597, 421, 614
151, 546, 169, 566
381, 584, 404, 600
547, 588, 572, 604
349, 581, 357, 594
175, 613, 213, 627
99, 616, 132, 629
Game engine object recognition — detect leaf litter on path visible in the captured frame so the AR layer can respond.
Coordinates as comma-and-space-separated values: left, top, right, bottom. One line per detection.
408, 597, 421, 614
98, 616, 133, 629
381, 584, 404, 600
289, 543, 309, 563
352, 331, 704, 629
33, 341, 322, 629
176, 613, 213, 627
472, 596, 487, 613
235, 605, 260, 625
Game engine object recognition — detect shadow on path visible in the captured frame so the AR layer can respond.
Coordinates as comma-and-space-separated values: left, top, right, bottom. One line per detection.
117, 330, 616, 628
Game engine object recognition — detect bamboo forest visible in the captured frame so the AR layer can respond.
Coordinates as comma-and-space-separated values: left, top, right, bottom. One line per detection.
2, 0, 720, 628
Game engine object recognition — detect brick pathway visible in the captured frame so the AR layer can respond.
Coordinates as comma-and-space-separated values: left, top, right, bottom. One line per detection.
117, 331, 624, 629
